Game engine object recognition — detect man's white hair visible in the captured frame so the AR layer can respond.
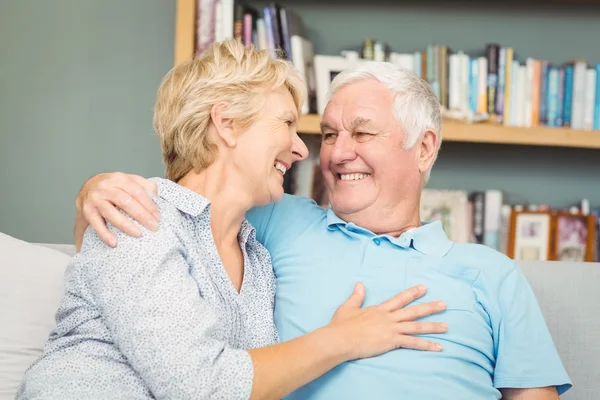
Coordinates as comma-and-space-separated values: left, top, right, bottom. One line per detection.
326, 61, 442, 185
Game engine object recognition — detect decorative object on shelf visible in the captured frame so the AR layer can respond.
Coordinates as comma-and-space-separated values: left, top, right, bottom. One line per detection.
313, 55, 355, 115
508, 210, 553, 261
552, 212, 597, 262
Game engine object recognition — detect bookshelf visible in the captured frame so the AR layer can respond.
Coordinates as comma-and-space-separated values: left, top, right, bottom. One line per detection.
297, 114, 600, 150
173, 0, 600, 151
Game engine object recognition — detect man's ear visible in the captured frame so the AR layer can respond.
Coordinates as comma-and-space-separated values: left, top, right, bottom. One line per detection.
417, 129, 439, 173
210, 102, 236, 147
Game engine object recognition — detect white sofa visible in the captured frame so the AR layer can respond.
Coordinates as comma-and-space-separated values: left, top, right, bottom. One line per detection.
1, 231, 598, 399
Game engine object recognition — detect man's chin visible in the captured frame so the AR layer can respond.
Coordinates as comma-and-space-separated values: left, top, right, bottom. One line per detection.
330, 198, 372, 217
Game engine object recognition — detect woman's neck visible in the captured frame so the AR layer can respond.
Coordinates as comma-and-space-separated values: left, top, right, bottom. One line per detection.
177, 160, 251, 247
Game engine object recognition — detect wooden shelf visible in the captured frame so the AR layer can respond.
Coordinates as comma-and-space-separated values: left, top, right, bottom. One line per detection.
297, 114, 600, 150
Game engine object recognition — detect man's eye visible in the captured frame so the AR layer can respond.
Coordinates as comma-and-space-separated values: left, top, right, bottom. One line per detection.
354, 132, 374, 142
322, 133, 337, 144
285, 120, 293, 126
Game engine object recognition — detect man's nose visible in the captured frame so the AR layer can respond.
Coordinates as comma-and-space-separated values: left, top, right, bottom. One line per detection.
330, 134, 357, 164
291, 132, 309, 162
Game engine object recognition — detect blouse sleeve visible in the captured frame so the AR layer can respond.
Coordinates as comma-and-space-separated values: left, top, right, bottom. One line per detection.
75, 213, 254, 399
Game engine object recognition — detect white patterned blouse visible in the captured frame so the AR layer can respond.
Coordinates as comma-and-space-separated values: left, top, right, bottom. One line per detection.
17, 178, 279, 400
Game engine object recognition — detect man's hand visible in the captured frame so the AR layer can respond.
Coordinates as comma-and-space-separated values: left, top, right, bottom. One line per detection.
75, 172, 159, 251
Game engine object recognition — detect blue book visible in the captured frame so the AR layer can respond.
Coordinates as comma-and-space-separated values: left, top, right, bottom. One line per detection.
470, 57, 479, 113
547, 67, 559, 127
495, 48, 506, 121
557, 68, 564, 126
594, 64, 600, 130
539, 61, 549, 125
563, 65, 574, 127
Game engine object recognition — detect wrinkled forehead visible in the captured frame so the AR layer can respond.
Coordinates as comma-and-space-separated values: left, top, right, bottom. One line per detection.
323, 88, 397, 131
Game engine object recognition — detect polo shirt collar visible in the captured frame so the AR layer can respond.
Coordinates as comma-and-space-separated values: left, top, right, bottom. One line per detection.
326, 208, 453, 257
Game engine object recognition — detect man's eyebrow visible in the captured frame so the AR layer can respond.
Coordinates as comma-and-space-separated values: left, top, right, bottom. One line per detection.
349, 117, 374, 130
320, 117, 374, 133
320, 121, 336, 132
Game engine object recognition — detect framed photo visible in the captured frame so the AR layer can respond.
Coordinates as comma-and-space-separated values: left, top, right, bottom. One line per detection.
552, 212, 596, 262
420, 189, 470, 243
314, 55, 354, 115
508, 210, 553, 261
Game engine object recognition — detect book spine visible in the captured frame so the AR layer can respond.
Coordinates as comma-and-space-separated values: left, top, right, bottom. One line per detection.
470, 57, 479, 113
531, 60, 541, 127
539, 61, 549, 126
478, 57, 488, 114
502, 48, 513, 126
563, 65, 574, 127
547, 67, 559, 127
495, 47, 506, 120
557, 67, 565, 127
583, 68, 596, 130
595, 64, 600, 130
486, 44, 500, 115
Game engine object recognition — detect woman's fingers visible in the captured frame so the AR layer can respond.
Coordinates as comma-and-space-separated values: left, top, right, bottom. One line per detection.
379, 285, 428, 312
396, 321, 448, 335
392, 300, 447, 322
395, 335, 444, 352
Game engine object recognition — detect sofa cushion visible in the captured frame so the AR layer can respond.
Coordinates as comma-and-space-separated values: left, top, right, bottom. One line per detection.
519, 260, 600, 400
0, 232, 71, 399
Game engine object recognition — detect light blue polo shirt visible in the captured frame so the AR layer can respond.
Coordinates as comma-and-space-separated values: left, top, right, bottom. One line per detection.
246, 194, 572, 400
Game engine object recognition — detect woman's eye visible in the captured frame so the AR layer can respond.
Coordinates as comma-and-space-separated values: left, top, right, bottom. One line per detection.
285, 120, 293, 126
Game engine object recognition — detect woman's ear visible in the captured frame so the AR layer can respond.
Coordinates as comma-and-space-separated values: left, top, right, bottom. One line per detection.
210, 103, 236, 147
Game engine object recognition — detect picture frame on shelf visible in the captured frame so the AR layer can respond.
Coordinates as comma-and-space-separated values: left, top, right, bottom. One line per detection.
552, 212, 596, 262
313, 55, 354, 115
508, 210, 553, 261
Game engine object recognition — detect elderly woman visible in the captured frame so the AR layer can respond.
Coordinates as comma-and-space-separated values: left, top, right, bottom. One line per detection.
17, 39, 444, 400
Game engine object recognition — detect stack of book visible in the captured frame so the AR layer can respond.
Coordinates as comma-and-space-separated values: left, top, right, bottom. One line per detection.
384, 44, 600, 130
194, 1, 316, 115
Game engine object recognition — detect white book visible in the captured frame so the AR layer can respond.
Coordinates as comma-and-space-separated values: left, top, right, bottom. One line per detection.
448, 54, 460, 110
571, 61, 587, 130
290, 36, 316, 115
389, 53, 414, 72
509, 60, 520, 126
583, 68, 597, 130
220, 0, 234, 41
516, 65, 527, 127
460, 53, 470, 112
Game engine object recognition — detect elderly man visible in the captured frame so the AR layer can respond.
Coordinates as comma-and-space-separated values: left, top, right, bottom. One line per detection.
74, 61, 571, 399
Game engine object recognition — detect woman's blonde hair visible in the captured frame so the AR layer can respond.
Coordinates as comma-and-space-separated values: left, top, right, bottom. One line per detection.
153, 39, 306, 181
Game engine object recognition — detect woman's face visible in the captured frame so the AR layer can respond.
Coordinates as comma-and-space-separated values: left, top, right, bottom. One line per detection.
235, 86, 309, 206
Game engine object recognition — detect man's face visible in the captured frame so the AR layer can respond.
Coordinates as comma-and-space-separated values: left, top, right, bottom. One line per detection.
319, 79, 422, 220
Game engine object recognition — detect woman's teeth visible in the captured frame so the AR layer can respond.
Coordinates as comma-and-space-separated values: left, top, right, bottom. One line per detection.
275, 161, 287, 175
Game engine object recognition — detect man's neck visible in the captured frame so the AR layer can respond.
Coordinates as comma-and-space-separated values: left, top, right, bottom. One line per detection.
334, 199, 421, 238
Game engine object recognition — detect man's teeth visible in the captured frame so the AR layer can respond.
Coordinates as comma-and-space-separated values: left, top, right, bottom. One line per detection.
275, 161, 287, 175
339, 173, 370, 181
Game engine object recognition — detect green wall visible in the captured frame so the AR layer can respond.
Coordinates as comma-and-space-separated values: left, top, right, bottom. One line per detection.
1, 0, 173, 244
1, 0, 599, 244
